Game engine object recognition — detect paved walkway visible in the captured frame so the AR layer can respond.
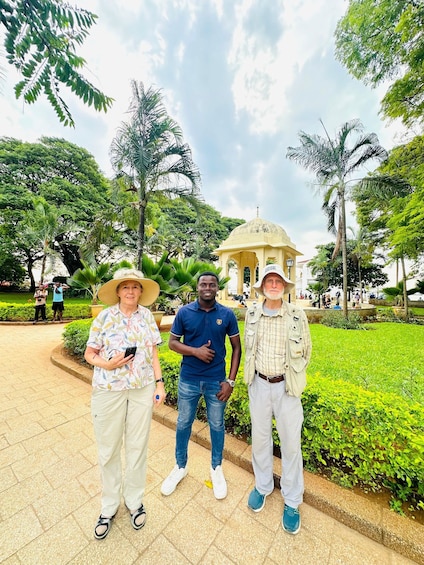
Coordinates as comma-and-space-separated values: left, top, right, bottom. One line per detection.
0, 324, 421, 564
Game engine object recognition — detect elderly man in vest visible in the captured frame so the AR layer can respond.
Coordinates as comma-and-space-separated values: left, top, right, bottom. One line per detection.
244, 264, 312, 534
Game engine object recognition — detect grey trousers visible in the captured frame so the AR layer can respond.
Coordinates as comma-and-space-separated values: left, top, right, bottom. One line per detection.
248, 375, 304, 508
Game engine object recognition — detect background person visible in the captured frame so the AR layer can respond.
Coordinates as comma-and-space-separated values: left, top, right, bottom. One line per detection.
33, 283, 48, 323
52, 281, 69, 321
244, 264, 312, 535
161, 272, 241, 500
84, 268, 166, 540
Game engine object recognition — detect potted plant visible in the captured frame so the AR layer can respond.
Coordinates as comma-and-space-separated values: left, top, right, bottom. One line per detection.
141, 253, 177, 328
69, 261, 111, 317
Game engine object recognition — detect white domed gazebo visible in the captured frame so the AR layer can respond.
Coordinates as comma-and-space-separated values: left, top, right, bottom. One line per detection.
214, 217, 302, 302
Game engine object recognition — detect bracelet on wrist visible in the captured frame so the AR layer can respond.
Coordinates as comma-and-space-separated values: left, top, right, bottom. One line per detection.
155, 378, 165, 383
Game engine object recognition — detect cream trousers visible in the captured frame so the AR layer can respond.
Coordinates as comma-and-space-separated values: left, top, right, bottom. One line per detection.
91, 385, 154, 516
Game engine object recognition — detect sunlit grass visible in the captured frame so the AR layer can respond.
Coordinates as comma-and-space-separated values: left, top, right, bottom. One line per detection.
6, 288, 422, 405
307, 323, 424, 402
0, 291, 92, 305
159, 321, 423, 403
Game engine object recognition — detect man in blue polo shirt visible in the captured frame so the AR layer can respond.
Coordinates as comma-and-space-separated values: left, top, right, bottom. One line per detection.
161, 272, 241, 499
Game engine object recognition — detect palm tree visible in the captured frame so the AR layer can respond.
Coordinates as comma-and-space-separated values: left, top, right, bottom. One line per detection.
348, 227, 373, 304
110, 81, 202, 270
69, 261, 111, 305
287, 119, 387, 318
169, 257, 230, 305
23, 196, 62, 286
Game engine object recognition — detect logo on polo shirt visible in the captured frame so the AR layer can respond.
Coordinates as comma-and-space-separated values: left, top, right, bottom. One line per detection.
216, 319, 223, 325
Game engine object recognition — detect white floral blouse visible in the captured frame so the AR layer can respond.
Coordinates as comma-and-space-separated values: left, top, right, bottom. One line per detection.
87, 304, 162, 391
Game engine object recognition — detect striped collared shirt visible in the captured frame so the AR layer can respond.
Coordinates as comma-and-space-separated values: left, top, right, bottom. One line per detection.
255, 307, 286, 377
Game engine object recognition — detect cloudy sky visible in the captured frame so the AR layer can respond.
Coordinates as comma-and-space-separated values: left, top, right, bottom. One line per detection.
1, 0, 405, 264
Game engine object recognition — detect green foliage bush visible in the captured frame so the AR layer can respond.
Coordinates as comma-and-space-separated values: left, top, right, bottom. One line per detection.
303, 375, 424, 510
62, 319, 92, 358
321, 310, 363, 329
0, 302, 90, 321
62, 319, 424, 511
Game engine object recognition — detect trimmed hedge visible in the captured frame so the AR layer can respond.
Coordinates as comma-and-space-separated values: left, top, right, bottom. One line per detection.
0, 302, 91, 321
303, 376, 424, 510
62, 319, 423, 512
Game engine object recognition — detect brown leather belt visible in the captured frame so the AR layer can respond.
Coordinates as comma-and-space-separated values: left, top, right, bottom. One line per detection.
256, 371, 285, 383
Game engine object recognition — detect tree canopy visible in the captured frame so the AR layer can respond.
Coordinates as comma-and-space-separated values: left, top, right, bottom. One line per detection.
353, 135, 424, 312
335, 0, 424, 127
145, 197, 244, 262
0, 136, 112, 284
309, 241, 388, 293
355, 135, 424, 260
0, 0, 113, 126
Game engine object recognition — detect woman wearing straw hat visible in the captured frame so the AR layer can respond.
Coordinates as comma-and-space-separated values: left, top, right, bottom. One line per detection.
84, 267, 166, 540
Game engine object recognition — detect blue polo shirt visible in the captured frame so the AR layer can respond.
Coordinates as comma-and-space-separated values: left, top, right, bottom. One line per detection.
170, 300, 240, 381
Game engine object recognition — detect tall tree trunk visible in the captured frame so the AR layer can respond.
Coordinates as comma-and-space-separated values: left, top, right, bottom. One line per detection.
26, 253, 36, 292
341, 192, 348, 318
401, 255, 409, 317
40, 244, 47, 284
56, 240, 83, 275
137, 195, 146, 271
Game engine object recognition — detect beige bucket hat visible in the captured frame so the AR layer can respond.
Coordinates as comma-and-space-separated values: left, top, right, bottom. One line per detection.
253, 264, 295, 296
98, 268, 160, 306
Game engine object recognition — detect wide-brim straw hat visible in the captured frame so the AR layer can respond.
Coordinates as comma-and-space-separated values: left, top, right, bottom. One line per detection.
98, 268, 160, 306
253, 264, 295, 296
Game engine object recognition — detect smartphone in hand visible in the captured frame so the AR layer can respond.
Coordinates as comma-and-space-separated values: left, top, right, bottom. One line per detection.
124, 346, 137, 357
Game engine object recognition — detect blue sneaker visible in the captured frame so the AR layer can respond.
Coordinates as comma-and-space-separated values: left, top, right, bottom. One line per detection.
282, 504, 301, 534
247, 487, 268, 512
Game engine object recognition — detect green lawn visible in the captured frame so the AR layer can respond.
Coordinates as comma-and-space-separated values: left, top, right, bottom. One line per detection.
308, 322, 424, 403
5, 289, 422, 405
0, 291, 92, 305
159, 321, 424, 405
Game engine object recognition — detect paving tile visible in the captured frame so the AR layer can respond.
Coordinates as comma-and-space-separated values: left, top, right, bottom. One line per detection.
0, 506, 44, 562
16, 515, 88, 565
268, 526, 331, 565
20, 427, 62, 454
199, 545, 237, 565
0, 407, 20, 422
0, 465, 17, 493
0, 471, 52, 520
77, 464, 102, 497
0, 442, 28, 469
132, 533, 191, 564
214, 506, 274, 564
1, 323, 421, 565
164, 500, 223, 563
4, 420, 45, 445
33, 477, 92, 530
11, 446, 60, 481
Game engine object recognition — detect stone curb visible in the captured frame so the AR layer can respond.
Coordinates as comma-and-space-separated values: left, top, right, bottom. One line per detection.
50, 345, 423, 564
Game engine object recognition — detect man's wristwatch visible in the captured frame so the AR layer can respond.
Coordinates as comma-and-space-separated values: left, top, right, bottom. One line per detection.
226, 379, 236, 388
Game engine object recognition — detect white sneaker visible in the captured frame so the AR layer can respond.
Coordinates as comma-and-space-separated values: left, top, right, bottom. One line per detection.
161, 465, 188, 496
210, 465, 227, 499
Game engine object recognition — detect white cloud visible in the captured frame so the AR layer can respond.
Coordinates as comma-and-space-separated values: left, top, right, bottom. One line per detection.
0, 0, 406, 275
